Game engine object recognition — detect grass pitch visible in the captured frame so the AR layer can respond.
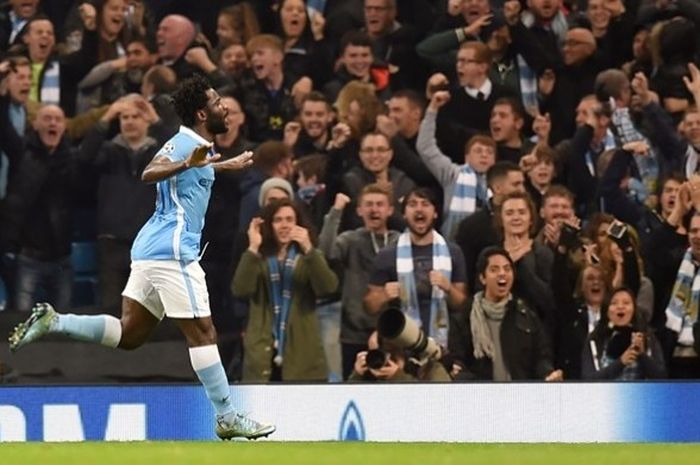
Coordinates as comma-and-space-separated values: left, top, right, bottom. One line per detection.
2, 442, 700, 465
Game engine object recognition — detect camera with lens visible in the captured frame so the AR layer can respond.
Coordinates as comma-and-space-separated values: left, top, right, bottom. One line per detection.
559, 222, 583, 250
377, 305, 442, 366
365, 349, 389, 370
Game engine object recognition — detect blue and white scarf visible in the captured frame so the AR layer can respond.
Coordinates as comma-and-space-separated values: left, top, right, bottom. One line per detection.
611, 107, 659, 198
396, 230, 452, 346
516, 54, 538, 116
442, 164, 483, 240
40, 60, 60, 105
665, 248, 700, 346
519, 10, 568, 116
267, 244, 300, 366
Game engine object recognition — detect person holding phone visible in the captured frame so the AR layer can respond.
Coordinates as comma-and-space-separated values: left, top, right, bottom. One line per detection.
581, 287, 666, 380
232, 198, 338, 382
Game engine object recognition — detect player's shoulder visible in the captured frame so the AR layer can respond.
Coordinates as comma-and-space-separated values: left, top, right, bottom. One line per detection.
158, 132, 198, 161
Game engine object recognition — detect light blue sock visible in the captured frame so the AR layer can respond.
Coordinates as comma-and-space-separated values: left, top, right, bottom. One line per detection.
54, 314, 122, 348
189, 345, 235, 417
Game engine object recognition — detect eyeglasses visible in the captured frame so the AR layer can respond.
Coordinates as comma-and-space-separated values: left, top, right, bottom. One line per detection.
361, 147, 391, 154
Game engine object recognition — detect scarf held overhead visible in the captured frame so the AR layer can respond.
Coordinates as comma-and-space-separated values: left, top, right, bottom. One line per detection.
442, 164, 482, 240
396, 230, 452, 347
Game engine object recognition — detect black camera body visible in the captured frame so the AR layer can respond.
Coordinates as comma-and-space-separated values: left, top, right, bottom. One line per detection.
560, 222, 583, 250
365, 349, 388, 370
606, 326, 639, 359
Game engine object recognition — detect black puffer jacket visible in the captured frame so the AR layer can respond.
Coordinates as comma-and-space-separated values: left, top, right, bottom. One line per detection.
0, 132, 78, 260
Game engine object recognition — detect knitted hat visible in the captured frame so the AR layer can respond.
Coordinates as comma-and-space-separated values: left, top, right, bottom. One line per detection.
258, 177, 294, 206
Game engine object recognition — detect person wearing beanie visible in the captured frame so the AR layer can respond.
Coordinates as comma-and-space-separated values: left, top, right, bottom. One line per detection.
258, 177, 295, 207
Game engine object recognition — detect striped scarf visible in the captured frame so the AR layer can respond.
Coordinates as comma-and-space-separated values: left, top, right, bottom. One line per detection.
519, 10, 568, 116
611, 107, 659, 197
267, 244, 300, 366
666, 248, 700, 346
442, 164, 483, 240
40, 60, 60, 105
396, 230, 452, 346
516, 54, 538, 116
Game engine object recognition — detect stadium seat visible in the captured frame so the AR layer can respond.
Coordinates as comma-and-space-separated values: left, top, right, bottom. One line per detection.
71, 241, 99, 307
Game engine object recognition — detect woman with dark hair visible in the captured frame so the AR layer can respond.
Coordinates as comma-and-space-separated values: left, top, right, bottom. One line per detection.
581, 287, 666, 380
232, 199, 338, 382
275, 0, 332, 87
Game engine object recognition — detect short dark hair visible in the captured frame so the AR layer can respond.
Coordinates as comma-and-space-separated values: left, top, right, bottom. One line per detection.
486, 161, 521, 189
294, 154, 327, 181
127, 35, 157, 54
476, 246, 514, 278
493, 97, 525, 121
254, 141, 292, 175
143, 65, 178, 95
339, 30, 372, 54
301, 91, 331, 110
171, 75, 211, 127
594, 69, 629, 101
401, 187, 438, 213
390, 89, 426, 114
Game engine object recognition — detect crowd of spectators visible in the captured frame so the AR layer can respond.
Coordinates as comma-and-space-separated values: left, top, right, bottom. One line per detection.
1, 0, 700, 383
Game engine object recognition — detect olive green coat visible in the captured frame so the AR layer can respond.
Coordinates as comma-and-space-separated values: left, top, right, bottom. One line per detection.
232, 249, 338, 382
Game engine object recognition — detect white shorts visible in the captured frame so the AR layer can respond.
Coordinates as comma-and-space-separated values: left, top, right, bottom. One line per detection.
122, 260, 211, 320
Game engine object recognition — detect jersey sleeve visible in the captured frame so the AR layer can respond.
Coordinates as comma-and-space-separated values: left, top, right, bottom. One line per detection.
155, 135, 192, 162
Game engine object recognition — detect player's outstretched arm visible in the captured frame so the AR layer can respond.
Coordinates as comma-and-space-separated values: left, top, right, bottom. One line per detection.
211, 150, 254, 173
141, 145, 221, 183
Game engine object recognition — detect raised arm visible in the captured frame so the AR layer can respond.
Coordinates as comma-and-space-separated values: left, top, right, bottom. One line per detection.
141, 144, 222, 183
416, 90, 460, 185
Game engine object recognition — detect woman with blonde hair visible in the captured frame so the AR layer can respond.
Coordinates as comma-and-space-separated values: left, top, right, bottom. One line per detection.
334, 81, 385, 141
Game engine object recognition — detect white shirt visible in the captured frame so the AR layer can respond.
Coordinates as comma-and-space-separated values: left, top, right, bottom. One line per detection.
464, 79, 493, 100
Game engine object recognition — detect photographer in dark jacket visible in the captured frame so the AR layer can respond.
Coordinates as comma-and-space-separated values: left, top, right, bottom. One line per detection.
0, 104, 78, 312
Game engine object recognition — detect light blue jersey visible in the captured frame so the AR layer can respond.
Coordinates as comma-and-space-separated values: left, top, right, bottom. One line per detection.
131, 126, 215, 262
